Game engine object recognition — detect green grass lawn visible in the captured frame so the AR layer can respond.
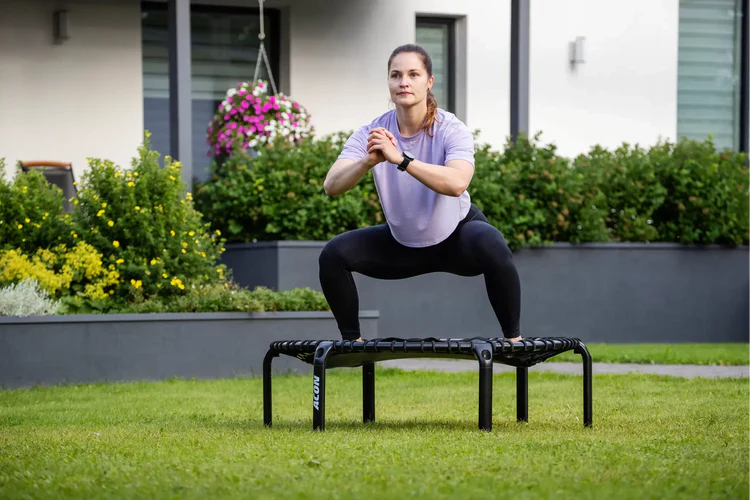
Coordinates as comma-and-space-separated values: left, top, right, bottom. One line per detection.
0, 369, 747, 499
552, 343, 749, 365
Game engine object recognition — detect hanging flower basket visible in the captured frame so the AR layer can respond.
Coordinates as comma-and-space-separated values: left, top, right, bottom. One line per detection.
206, 80, 314, 158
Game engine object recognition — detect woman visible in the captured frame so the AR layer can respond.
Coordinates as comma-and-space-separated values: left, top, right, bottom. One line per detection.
319, 44, 522, 343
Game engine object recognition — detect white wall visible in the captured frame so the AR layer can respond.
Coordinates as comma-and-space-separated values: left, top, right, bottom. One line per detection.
529, 0, 679, 158
0, 0, 682, 186
0, 0, 144, 183
284, 0, 511, 149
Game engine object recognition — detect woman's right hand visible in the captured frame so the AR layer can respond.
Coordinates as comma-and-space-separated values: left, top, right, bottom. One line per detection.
366, 128, 399, 167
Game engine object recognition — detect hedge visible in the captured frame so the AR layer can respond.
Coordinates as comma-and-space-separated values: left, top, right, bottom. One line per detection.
194, 132, 749, 249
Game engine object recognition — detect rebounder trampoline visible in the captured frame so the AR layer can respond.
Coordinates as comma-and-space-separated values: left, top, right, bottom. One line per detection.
263, 337, 592, 431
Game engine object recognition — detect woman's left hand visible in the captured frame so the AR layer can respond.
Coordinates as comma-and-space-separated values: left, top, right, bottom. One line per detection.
368, 129, 404, 165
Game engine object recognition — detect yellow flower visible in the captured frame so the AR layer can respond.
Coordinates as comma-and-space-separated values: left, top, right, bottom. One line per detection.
101, 202, 107, 208
170, 230, 175, 237
116, 259, 124, 264
150, 259, 157, 265
145, 131, 152, 138
17, 224, 22, 229
215, 229, 221, 236
73, 199, 79, 205
188, 231, 195, 237
181, 249, 186, 254
170, 176, 176, 181
162, 273, 168, 278
134, 172, 139, 177
113, 241, 120, 248
181, 242, 188, 248
24, 218, 30, 223
44, 212, 49, 217
130, 279, 142, 289
135, 206, 140, 211
109, 290, 114, 295
108, 220, 114, 227
194, 240, 200, 245
201, 252, 206, 257
96, 210, 105, 217
128, 181, 134, 187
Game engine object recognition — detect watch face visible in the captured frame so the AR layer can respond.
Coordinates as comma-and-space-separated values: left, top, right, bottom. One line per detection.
404, 151, 415, 161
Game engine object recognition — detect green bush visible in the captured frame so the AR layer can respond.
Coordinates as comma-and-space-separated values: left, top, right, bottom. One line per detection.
472, 133, 610, 248
649, 137, 749, 245
107, 283, 329, 314
574, 143, 667, 242
194, 133, 382, 243
0, 160, 71, 253
69, 136, 228, 304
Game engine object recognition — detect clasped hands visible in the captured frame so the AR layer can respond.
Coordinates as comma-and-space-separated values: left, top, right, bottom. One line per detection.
366, 128, 404, 167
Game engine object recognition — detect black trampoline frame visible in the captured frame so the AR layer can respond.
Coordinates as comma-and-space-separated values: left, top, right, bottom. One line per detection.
263, 337, 592, 431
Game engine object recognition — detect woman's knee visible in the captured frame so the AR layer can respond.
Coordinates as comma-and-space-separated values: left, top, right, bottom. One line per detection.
319, 232, 355, 270
463, 222, 514, 265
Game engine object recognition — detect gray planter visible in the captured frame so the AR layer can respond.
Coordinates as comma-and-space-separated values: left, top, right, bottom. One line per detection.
0, 311, 378, 389
221, 241, 749, 344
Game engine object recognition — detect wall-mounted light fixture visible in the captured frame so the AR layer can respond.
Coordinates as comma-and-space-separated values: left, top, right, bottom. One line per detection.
569, 36, 585, 66
53, 9, 70, 44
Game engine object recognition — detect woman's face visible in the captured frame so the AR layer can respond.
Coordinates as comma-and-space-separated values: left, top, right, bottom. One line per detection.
388, 52, 434, 108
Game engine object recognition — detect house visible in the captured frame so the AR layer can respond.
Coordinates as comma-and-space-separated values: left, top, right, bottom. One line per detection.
1, 0, 747, 192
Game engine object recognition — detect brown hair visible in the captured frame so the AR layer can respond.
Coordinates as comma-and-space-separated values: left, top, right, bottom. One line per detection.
387, 44, 439, 137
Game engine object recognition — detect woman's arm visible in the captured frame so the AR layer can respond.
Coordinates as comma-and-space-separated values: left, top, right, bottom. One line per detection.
324, 128, 398, 196
367, 129, 474, 197
323, 156, 376, 196
399, 159, 474, 197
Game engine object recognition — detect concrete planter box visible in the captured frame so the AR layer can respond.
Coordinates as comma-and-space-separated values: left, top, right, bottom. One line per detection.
0, 311, 378, 389
221, 241, 749, 344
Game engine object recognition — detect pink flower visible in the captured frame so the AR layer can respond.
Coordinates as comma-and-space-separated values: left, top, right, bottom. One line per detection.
230, 109, 238, 115
273, 103, 280, 110
254, 105, 261, 114
238, 89, 246, 96
293, 102, 299, 109
224, 114, 230, 120
241, 100, 250, 109
269, 96, 276, 103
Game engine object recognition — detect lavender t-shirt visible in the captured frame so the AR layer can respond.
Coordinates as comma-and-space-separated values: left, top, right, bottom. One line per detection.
337, 109, 475, 247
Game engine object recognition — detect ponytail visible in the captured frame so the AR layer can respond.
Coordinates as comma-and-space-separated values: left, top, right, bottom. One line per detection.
423, 88, 439, 137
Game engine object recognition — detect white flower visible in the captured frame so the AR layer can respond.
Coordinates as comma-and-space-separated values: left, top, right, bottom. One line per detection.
249, 139, 258, 148
227, 88, 237, 97
224, 105, 232, 112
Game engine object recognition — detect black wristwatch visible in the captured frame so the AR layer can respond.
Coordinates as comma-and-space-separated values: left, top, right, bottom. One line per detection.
397, 151, 415, 172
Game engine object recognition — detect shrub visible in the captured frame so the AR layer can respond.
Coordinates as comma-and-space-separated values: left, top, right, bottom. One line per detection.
649, 137, 749, 245
0, 278, 59, 317
473, 133, 610, 248
69, 134, 228, 303
0, 242, 121, 313
0, 159, 70, 253
107, 283, 329, 314
575, 143, 667, 242
194, 133, 382, 243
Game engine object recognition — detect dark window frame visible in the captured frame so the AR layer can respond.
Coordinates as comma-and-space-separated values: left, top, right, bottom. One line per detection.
416, 16, 456, 114
140, 1, 282, 94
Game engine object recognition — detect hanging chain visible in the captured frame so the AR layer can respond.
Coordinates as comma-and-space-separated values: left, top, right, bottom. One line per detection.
252, 0, 278, 95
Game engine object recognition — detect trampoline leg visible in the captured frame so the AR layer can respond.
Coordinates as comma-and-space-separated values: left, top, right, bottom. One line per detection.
517, 367, 528, 423
263, 350, 278, 427
363, 362, 375, 423
575, 343, 593, 427
313, 342, 333, 431
473, 342, 494, 431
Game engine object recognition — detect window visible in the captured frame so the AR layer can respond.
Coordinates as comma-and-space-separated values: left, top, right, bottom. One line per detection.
141, 3, 280, 180
677, 0, 744, 151
416, 17, 455, 114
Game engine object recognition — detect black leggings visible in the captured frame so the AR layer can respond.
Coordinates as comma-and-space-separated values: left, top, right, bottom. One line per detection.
318, 204, 521, 340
